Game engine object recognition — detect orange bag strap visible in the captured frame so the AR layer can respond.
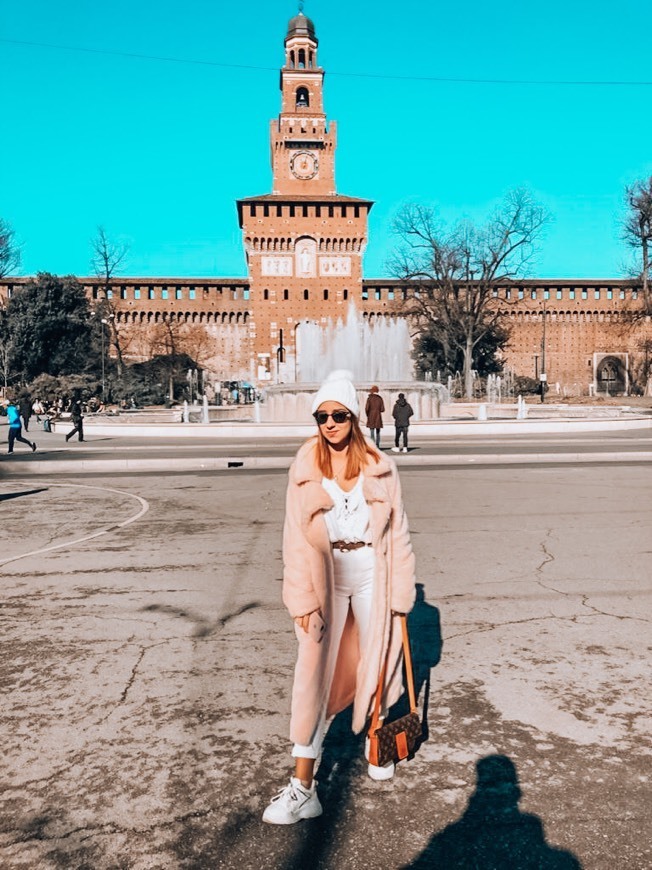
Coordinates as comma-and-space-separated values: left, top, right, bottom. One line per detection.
369, 614, 417, 734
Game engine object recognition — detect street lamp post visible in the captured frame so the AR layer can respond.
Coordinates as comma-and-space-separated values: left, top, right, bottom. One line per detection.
100, 314, 114, 398
101, 318, 108, 397
540, 302, 547, 403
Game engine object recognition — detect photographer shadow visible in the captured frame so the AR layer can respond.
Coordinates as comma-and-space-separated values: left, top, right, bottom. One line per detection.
404, 754, 582, 869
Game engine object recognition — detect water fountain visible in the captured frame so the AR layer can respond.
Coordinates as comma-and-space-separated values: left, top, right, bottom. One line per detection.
295, 305, 413, 383
260, 304, 449, 422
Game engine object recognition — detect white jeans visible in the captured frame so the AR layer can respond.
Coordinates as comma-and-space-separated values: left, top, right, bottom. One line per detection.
292, 545, 375, 759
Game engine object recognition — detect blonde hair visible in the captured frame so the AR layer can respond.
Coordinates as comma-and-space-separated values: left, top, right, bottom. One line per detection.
315, 414, 380, 479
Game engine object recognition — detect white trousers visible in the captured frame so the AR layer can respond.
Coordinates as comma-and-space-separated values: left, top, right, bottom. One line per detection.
292, 545, 375, 759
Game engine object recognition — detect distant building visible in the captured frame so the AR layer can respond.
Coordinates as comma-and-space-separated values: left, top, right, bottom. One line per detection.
2, 12, 650, 396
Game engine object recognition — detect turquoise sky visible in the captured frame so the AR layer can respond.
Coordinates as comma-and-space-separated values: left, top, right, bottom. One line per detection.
2, 0, 651, 280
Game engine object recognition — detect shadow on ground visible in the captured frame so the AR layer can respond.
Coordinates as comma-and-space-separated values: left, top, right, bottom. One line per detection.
403, 754, 582, 869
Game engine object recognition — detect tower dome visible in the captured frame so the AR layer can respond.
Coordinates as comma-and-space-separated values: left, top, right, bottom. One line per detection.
286, 12, 317, 44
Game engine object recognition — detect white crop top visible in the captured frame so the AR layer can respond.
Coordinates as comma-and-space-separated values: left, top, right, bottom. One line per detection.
321, 475, 372, 543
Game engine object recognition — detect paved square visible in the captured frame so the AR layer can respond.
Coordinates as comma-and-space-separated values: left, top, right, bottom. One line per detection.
0, 464, 650, 868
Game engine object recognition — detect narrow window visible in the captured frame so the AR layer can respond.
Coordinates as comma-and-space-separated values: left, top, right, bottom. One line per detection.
343, 289, 348, 300
175, 288, 183, 299
594, 289, 600, 300
323, 289, 329, 300
544, 289, 550, 300
298, 49, 306, 68
243, 288, 250, 300
284, 289, 289, 300
264, 289, 269, 300
582, 289, 588, 300
375, 289, 381, 300
607, 288, 613, 300
161, 288, 168, 300
189, 288, 195, 300
530, 289, 537, 300
518, 288, 525, 299
134, 288, 141, 300
619, 289, 626, 300
556, 289, 563, 300
569, 289, 575, 299
304, 289, 309, 300
148, 287, 155, 300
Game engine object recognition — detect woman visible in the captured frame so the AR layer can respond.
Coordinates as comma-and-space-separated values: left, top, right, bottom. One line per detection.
263, 370, 416, 825
365, 384, 384, 448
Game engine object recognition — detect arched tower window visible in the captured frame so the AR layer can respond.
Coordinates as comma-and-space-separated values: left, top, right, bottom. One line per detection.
290, 50, 295, 68
296, 87, 309, 108
298, 48, 306, 68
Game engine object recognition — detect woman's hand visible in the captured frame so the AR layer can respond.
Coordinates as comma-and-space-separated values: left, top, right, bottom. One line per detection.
295, 609, 321, 633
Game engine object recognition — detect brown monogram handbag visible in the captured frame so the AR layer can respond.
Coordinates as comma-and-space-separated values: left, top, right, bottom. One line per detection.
367, 614, 422, 768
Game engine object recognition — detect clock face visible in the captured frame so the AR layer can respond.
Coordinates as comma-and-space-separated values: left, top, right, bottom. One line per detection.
290, 150, 318, 180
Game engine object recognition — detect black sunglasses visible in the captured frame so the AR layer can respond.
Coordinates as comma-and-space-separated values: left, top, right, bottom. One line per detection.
313, 410, 351, 425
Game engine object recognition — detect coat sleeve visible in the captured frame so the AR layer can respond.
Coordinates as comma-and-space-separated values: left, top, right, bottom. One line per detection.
388, 467, 417, 613
281, 476, 321, 619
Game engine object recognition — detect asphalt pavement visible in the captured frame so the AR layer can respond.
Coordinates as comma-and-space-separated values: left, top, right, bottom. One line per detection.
1, 421, 651, 868
1, 420, 651, 476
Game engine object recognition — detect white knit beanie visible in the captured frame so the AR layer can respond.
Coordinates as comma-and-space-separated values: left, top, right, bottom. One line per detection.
311, 370, 359, 416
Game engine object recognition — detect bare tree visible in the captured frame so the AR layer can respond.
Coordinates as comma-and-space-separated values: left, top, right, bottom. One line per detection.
148, 318, 213, 403
390, 188, 550, 398
0, 218, 21, 278
623, 177, 652, 314
90, 226, 130, 375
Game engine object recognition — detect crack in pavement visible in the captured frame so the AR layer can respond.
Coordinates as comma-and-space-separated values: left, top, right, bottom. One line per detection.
3, 805, 217, 848
533, 530, 651, 624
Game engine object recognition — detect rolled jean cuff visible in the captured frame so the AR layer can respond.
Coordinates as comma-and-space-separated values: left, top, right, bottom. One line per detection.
291, 742, 319, 760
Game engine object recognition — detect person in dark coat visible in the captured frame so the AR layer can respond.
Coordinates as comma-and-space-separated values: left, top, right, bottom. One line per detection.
391, 392, 414, 453
65, 400, 84, 442
364, 385, 384, 448
19, 395, 33, 431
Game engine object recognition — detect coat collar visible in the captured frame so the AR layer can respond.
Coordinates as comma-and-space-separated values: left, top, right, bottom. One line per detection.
291, 437, 393, 505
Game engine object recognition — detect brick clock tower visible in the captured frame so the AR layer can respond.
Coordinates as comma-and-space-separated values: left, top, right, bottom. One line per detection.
237, 10, 372, 383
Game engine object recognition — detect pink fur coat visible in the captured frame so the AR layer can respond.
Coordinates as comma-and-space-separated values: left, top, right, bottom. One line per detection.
282, 437, 417, 745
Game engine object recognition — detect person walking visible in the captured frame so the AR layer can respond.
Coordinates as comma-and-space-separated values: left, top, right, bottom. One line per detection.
5, 398, 37, 454
18, 394, 33, 432
263, 370, 417, 825
65, 399, 84, 442
392, 392, 414, 453
364, 385, 384, 448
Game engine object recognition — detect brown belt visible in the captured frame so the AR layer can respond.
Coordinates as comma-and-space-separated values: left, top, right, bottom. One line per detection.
331, 540, 372, 552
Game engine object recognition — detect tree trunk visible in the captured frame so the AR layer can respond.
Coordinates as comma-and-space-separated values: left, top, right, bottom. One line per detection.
464, 334, 474, 399
168, 373, 174, 404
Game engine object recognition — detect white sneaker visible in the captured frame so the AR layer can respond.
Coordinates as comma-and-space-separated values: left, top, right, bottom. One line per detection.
401, 447, 408, 453
365, 737, 396, 781
368, 760, 396, 780
262, 777, 322, 824
391, 447, 400, 453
